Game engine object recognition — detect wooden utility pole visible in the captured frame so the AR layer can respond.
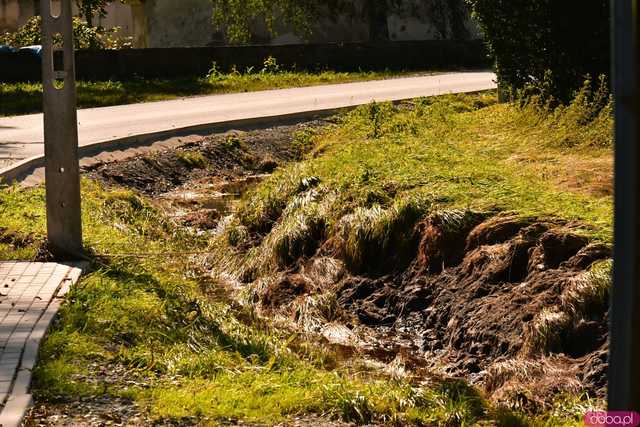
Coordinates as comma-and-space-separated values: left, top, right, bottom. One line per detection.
41, 0, 83, 259
609, 0, 640, 411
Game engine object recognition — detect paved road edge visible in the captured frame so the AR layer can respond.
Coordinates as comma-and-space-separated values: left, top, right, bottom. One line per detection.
0, 106, 354, 184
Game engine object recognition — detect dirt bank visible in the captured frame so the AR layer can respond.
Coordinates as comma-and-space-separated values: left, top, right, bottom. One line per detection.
90, 122, 611, 414
88, 121, 324, 196
88, 120, 327, 230
332, 213, 609, 410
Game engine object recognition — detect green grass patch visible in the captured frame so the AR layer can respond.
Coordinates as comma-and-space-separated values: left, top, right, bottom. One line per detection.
0, 179, 583, 425
226, 89, 612, 274
176, 151, 208, 169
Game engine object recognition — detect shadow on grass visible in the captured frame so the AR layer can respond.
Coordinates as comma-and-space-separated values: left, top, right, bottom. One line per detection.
0, 77, 214, 116
66, 260, 275, 366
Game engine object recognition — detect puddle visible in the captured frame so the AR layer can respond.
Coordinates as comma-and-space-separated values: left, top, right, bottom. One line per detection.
158, 174, 269, 228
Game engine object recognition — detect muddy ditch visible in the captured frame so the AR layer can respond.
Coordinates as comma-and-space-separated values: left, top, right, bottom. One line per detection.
86, 120, 324, 230
331, 213, 610, 410
89, 120, 611, 414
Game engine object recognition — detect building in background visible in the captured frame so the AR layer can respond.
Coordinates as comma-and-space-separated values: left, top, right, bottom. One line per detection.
0, 0, 480, 48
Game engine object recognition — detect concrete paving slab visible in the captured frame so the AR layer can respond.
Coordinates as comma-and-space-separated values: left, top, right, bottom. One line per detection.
0, 261, 85, 426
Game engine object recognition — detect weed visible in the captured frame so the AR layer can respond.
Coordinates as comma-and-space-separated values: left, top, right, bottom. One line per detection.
324, 384, 374, 424
222, 134, 242, 150
515, 75, 613, 148
261, 56, 281, 74
177, 151, 208, 169
292, 128, 320, 156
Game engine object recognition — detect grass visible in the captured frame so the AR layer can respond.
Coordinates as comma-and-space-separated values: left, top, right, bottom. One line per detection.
2, 89, 609, 425
525, 259, 612, 354
0, 65, 421, 117
0, 180, 580, 426
216, 88, 612, 284
0, 184, 586, 425
176, 150, 208, 168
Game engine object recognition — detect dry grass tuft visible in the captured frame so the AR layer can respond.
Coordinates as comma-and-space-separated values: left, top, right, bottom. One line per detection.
560, 260, 612, 315
485, 357, 583, 413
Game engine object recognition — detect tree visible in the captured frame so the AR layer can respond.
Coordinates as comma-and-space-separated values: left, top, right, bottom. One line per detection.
214, 1, 396, 44
211, 0, 470, 44
211, 0, 317, 44
76, 0, 131, 28
0, 16, 131, 49
466, 0, 610, 102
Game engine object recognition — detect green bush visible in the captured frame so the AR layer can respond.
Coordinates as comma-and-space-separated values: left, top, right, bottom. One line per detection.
517, 75, 613, 148
0, 16, 132, 49
467, 0, 610, 103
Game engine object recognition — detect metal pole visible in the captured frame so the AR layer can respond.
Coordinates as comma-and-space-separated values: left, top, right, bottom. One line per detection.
609, 0, 640, 411
41, 0, 83, 259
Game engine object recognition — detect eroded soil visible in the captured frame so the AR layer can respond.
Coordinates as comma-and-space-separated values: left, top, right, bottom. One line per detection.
250, 211, 610, 411
86, 121, 326, 231
76, 120, 611, 417
332, 214, 609, 411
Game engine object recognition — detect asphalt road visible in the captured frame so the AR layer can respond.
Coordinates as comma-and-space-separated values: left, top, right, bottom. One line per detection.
0, 72, 496, 170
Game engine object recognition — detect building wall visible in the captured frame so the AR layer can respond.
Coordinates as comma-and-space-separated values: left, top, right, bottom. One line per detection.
1, 0, 481, 48
0, 0, 36, 32
144, 0, 214, 48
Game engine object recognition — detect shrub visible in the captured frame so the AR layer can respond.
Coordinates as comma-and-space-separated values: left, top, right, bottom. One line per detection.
516, 75, 613, 148
0, 16, 132, 49
467, 0, 610, 103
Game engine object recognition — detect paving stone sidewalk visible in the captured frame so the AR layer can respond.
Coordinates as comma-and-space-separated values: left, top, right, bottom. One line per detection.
0, 261, 84, 427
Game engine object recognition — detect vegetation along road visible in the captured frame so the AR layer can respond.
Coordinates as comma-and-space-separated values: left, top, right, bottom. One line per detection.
0, 73, 495, 172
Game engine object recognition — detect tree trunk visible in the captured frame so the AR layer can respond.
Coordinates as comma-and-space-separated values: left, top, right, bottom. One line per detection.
366, 0, 389, 41
84, 7, 94, 27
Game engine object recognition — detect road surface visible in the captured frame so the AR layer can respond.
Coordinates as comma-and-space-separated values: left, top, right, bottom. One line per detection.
0, 72, 496, 171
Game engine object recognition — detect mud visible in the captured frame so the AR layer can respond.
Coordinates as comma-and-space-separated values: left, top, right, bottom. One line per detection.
245, 212, 611, 410
88, 121, 327, 229
0, 226, 53, 260
87, 121, 327, 195
88, 121, 612, 413
0, 226, 36, 248
330, 214, 610, 409
249, 212, 611, 410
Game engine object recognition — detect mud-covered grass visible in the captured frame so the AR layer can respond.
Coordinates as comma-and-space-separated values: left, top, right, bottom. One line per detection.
0, 68, 416, 117
3, 90, 611, 425
200, 90, 612, 417
1, 181, 560, 427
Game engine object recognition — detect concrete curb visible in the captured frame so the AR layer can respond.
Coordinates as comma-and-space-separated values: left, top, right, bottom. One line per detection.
0, 106, 351, 184
0, 395, 32, 427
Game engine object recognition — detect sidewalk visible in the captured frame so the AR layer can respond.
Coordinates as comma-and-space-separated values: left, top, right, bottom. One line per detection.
0, 261, 84, 427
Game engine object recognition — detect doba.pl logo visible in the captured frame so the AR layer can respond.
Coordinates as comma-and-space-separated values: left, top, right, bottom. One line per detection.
584, 411, 640, 427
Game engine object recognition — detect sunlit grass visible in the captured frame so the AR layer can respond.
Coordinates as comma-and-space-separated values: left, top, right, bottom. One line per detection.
213, 90, 612, 289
